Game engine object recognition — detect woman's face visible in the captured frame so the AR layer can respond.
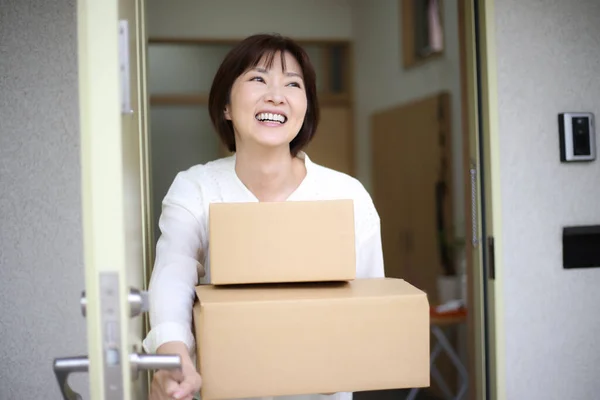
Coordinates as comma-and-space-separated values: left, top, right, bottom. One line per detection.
224, 51, 308, 152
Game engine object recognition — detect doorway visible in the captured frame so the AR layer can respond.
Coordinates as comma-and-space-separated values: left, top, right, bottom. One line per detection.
141, 1, 492, 399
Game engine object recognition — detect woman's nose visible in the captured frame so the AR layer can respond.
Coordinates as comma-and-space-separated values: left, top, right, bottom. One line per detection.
264, 85, 285, 104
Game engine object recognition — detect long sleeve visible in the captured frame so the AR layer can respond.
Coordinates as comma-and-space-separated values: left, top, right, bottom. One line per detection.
356, 225, 385, 279
354, 187, 385, 279
142, 171, 207, 355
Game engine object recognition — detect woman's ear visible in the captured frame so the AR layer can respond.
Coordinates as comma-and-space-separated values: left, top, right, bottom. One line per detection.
224, 105, 231, 120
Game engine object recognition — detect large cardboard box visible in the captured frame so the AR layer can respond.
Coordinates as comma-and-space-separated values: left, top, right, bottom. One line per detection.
193, 278, 430, 399
208, 200, 356, 285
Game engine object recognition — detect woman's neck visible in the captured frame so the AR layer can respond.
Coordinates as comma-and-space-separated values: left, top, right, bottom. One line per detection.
234, 145, 306, 202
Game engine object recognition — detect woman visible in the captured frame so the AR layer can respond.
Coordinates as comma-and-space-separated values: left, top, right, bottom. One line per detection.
144, 33, 385, 400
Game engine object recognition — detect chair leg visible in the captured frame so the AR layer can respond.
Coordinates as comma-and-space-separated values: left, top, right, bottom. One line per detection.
431, 326, 469, 400
406, 335, 444, 400
431, 362, 454, 399
407, 324, 469, 400
405, 387, 419, 400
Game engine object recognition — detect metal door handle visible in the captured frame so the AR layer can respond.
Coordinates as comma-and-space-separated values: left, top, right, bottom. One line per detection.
53, 354, 180, 400
130, 353, 182, 379
62, 280, 175, 399
53, 356, 89, 400
470, 165, 479, 247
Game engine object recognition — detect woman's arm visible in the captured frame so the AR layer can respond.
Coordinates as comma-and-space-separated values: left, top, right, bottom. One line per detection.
143, 171, 207, 356
355, 189, 385, 279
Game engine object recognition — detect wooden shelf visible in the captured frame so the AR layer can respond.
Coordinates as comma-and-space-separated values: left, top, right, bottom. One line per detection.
150, 94, 209, 106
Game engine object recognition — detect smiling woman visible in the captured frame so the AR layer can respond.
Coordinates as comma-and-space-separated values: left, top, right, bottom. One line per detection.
208, 34, 319, 158
144, 33, 385, 400
223, 53, 308, 156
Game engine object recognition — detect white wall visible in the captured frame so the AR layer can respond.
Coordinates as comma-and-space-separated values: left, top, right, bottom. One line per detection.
146, 0, 353, 39
0, 0, 88, 398
494, 1, 600, 399
350, 0, 465, 233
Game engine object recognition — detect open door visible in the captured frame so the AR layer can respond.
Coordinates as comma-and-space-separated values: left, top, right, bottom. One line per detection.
52, 1, 179, 399
463, 0, 505, 399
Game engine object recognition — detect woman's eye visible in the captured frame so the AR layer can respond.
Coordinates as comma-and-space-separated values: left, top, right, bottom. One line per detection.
250, 76, 265, 83
287, 82, 302, 88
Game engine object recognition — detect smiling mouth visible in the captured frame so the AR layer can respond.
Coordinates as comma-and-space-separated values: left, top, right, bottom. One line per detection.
255, 112, 287, 124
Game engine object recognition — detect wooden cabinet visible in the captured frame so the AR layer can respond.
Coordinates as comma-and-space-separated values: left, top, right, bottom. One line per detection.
307, 106, 354, 176
371, 92, 453, 305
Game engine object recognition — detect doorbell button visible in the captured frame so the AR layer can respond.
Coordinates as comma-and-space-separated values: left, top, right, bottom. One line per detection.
559, 112, 596, 162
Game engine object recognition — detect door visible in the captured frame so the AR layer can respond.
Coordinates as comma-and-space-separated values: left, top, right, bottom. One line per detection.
52, 1, 179, 399
462, 0, 505, 399
473, 0, 505, 399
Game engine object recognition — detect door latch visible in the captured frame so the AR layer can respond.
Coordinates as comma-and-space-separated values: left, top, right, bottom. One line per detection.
55, 273, 177, 400
80, 287, 150, 318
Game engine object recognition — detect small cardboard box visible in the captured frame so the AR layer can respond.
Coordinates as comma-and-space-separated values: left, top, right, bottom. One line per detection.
208, 200, 356, 285
193, 278, 430, 400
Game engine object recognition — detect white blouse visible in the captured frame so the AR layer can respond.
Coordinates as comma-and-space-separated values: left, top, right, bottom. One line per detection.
143, 152, 385, 400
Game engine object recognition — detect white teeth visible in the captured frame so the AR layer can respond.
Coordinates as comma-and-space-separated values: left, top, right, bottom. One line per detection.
256, 112, 286, 123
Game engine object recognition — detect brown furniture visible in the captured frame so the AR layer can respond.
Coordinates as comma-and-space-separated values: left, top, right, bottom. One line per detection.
371, 92, 454, 306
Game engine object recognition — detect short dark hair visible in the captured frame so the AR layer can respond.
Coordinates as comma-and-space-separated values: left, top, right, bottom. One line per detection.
208, 33, 319, 156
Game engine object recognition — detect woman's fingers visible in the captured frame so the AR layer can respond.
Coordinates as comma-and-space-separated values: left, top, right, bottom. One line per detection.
171, 367, 202, 399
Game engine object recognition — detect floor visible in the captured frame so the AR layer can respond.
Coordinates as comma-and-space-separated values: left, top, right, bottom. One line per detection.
354, 389, 442, 400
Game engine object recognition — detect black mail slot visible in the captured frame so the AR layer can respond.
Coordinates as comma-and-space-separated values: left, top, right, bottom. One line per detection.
563, 225, 600, 269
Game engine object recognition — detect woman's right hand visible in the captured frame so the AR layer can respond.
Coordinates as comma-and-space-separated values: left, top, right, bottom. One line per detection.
150, 342, 202, 400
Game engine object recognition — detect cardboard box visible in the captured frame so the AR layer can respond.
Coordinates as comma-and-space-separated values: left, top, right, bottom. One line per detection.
208, 200, 356, 285
193, 278, 430, 399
